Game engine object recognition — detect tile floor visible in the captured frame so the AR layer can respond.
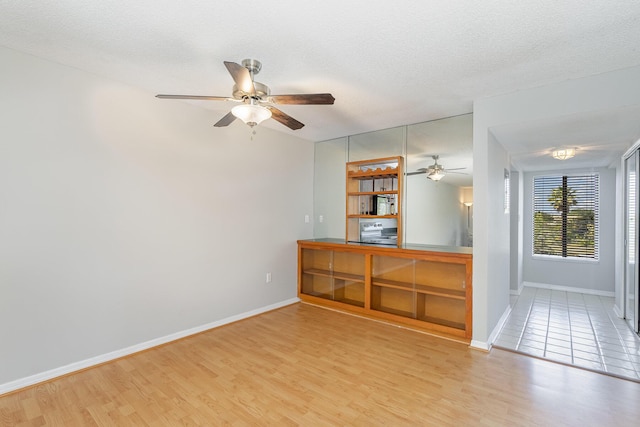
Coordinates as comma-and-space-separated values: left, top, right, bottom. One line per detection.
493, 286, 640, 382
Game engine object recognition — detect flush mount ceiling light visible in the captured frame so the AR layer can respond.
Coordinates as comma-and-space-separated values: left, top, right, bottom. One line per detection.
552, 148, 576, 160
231, 100, 272, 127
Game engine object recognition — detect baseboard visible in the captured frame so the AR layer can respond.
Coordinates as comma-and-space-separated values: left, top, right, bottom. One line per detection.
522, 281, 614, 297
613, 304, 624, 319
469, 304, 512, 352
469, 340, 491, 351
0, 297, 300, 396
510, 282, 524, 296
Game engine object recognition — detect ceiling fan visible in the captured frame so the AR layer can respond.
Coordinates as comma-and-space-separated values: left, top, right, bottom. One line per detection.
156, 59, 335, 130
407, 155, 467, 181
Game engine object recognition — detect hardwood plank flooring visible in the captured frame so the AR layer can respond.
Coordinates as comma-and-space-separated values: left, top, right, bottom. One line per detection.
1, 302, 640, 426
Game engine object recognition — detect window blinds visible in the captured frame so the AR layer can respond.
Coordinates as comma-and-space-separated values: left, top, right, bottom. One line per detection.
532, 174, 599, 259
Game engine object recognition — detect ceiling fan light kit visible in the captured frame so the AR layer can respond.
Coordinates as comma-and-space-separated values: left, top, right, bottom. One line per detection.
231, 102, 271, 127
428, 169, 446, 181
552, 148, 576, 160
156, 58, 334, 130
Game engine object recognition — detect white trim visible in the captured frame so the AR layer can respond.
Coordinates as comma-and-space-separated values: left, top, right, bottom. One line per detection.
510, 282, 524, 296
469, 339, 491, 351
522, 281, 614, 297
0, 298, 300, 396
470, 304, 512, 352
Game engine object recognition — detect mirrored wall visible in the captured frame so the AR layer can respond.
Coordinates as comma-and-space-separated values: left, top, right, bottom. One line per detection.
313, 113, 473, 247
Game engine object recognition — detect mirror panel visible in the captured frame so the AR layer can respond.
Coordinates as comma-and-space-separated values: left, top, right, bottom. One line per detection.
313, 114, 473, 246
314, 137, 347, 238
348, 126, 405, 162
405, 114, 473, 246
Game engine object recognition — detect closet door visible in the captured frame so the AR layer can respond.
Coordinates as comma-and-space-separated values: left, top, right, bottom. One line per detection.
624, 150, 639, 333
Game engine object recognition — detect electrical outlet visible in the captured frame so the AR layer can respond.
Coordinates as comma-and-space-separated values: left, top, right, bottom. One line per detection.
319, 215, 324, 223
266, 272, 272, 283
304, 215, 310, 223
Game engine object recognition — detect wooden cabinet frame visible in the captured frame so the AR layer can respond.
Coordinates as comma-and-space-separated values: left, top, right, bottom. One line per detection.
298, 240, 472, 342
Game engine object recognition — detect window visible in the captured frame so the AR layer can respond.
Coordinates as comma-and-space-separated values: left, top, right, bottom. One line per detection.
532, 174, 599, 259
504, 169, 510, 214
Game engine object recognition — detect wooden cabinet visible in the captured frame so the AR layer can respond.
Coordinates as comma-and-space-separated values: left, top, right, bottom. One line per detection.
346, 156, 403, 245
298, 239, 472, 341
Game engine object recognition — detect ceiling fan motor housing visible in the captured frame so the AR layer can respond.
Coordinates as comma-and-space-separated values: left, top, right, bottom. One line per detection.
241, 58, 262, 75
233, 81, 270, 101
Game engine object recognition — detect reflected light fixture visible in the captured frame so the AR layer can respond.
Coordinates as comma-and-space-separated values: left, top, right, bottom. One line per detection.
463, 202, 473, 228
232, 99, 272, 127
551, 148, 576, 160
427, 169, 446, 181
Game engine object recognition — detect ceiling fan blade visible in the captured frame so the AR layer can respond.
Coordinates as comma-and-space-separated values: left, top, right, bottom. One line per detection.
269, 107, 304, 130
270, 93, 335, 105
445, 167, 466, 171
213, 111, 237, 127
224, 61, 256, 96
156, 94, 230, 101
406, 170, 427, 176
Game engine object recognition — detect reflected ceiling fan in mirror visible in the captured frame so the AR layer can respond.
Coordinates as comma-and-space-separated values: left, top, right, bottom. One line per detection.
156, 59, 335, 130
407, 155, 467, 181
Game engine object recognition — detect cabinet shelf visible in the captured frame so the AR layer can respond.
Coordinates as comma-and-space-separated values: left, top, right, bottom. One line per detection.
348, 214, 398, 219
419, 316, 466, 331
303, 268, 365, 283
371, 306, 414, 318
372, 279, 465, 299
348, 190, 399, 196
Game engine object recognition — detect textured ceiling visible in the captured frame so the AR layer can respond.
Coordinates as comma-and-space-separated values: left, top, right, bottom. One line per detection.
2, 1, 640, 170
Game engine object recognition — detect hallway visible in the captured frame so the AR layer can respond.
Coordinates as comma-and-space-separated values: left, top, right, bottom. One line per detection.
494, 286, 640, 381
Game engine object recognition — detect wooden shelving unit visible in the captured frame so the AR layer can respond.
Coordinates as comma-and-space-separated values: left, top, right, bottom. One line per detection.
346, 156, 403, 245
298, 239, 472, 341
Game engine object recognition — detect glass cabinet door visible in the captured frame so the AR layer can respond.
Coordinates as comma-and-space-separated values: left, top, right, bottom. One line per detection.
300, 248, 365, 308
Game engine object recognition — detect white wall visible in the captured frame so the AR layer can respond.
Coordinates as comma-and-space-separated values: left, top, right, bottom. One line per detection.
522, 167, 616, 293
0, 46, 314, 388
473, 65, 640, 347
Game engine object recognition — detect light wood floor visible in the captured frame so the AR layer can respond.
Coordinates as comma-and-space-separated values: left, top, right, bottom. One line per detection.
2, 303, 640, 426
